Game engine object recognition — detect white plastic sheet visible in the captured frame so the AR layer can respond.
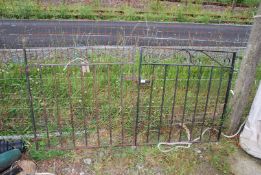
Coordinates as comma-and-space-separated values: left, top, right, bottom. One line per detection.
240, 81, 261, 159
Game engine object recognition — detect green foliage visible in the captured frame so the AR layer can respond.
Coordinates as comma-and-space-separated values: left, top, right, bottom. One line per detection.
215, 0, 260, 6
121, 5, 138, 21
92, 0, 101, 8
0, 0, 37, 18
57, 5, 70, 19
0, 0, 254, 24
79, 6, 95, 19
149, 0, 164, 12
196, 14, 211, 23
242, 0, 260, 6
176, 11, 188, 22
29, 148, 72, 161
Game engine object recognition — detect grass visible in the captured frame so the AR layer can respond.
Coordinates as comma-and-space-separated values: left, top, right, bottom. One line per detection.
28, 149, 73, 161
208, 0, 260, 6
28, 140, 238, 174
0, 0, 257, 24
91, 146, 198, 174
207, 140, 236, 174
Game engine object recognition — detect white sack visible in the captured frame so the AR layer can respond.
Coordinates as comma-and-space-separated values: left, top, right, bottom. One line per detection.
240, 81, 261, 159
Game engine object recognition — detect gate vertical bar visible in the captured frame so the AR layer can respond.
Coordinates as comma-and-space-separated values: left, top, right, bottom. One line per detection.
190, 66, 202, 141
80, 66, 88, 147
39, 65, 50, 148
179, 65, 191, 141
120, 64, 124, 145
93, 65, 100, 147
134, 48, 143, 146
53, 67, 63, 148
107, 65, 113, 145
24, 49, 38, 150
200, 66, 214, 141
158, 65, 168, 142
209, 68, 224, 141
67, 67, 76, 148
218, 52, 236, 140
146, 65, 155, 143
168, 66, 179, 142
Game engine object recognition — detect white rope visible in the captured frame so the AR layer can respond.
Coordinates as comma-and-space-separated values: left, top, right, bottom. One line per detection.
157, 124, 192, 153
157, 121, 246, 153
221, 120, 246, 138
63, 57, 87, 71
157, 142, 192, 153
254, 15, 261, 19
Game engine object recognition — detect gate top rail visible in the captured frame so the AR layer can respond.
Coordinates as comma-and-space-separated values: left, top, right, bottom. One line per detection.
141, 63, 232, 69
140, 47, 237, 67
0, 46, 136, 65
141, 46, 237, 53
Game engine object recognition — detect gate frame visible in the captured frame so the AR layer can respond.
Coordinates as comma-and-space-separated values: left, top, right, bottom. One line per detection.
2, 47, 237, 150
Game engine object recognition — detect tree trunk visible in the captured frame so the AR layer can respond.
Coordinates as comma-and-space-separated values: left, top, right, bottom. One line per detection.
229, 3, 261, 134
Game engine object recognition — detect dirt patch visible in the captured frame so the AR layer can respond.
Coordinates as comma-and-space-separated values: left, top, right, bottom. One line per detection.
37, 159, 94, 175
193, 161, 221, 175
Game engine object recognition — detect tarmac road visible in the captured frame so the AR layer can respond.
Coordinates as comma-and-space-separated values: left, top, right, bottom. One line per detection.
0, 19, 251, 49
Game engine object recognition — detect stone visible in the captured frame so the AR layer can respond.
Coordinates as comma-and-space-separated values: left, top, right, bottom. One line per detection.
83, 158, 92, 165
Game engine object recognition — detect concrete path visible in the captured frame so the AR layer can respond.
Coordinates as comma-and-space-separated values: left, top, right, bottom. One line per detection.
229, 148, 261, 175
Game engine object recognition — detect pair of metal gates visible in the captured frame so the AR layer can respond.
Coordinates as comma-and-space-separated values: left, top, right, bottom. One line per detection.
0, 47, 236, 150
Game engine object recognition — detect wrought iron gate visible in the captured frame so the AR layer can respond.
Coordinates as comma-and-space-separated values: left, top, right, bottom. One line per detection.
0, 47, 236, 150
135, 47, 236, 145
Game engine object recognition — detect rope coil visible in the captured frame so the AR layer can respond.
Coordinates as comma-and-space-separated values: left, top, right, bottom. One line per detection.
157, 121, 246, 152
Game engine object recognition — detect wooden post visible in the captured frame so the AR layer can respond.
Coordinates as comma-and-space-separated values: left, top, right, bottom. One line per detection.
229, 4, 261, 133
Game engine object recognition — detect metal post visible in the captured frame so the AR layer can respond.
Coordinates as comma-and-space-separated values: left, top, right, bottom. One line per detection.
218, 52, 236, 140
